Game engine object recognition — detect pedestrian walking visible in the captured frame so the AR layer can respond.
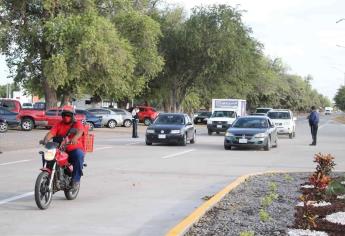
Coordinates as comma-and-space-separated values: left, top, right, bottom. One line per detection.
132, 106, 139, 138
308, 106, 319, 146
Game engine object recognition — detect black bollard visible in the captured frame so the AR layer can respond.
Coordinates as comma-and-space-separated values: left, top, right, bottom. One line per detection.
132, 118, 138, 138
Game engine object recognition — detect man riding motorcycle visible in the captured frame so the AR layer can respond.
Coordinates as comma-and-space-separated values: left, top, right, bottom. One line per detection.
40, 108, 85, 189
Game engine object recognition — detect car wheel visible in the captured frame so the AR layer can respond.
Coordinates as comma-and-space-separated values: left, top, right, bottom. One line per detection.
180, 134, 187, 146
144, 118, 152, 126
216, 131, 220, 134
123, 119, 132, 127
264, 137, 271, 151
289, 133, 293, 139
0, 122, 8, 133
145, 139, 152, 145
208, 129, 212, 135
224, 145, 232, 150
273, 137, 278, 148
87, 122, 94, 131
293, 130, 296, 137
21, 118, 34, 131
107, 120, 117, 129
190, 131, 196, 144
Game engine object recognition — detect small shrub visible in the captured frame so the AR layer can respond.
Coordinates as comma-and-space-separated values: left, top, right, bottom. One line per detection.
259, 209, 270, 222
239, 231, 255, 236
284, 173, 294, 182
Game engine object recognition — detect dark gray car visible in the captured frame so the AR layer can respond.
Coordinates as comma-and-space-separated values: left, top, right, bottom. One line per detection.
224, 116, 278, 151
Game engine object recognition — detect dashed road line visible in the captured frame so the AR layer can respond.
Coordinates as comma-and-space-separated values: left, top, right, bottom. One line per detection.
0, 191, 34, 205
0, 159, 33, 166
161, 149, 195, 159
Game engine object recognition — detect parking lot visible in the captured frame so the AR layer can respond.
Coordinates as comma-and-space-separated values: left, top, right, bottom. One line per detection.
1, 115, 345, 236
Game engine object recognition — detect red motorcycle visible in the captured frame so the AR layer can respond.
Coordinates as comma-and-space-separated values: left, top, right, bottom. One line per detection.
35, 130, 85, 210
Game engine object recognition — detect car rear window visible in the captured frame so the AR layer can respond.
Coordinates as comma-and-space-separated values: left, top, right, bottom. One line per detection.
267, 112, 291, 119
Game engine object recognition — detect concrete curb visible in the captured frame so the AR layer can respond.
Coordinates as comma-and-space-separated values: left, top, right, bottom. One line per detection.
165, 171, 287, 236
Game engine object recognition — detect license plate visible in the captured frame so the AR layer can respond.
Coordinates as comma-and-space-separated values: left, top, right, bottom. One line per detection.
217, 125, 222, 128
158, 134, 166, 139
239, 138, 248, 144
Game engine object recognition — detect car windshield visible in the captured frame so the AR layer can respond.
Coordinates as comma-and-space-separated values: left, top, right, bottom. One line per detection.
154, 115, 185, 125
211, 111, 236, 118
232, 118, 268, 129
267, 112, 291, 119
255, 108, 271, 114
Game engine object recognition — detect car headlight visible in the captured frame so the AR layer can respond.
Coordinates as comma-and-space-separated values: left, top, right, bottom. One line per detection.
254, 133, 267, 138
146, 129, 155, 134
171, 130, 181, 134
225, 132, 235, 137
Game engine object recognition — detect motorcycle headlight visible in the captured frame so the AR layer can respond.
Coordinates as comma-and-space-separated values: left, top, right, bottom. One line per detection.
146, 129, 155, 134
225, 132, 234, 137
171, 130, 181, 134
254, 133, 267, 138
44, 149, 56, 161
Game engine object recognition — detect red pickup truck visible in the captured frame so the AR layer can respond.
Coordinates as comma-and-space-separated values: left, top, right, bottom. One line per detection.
20, 107, 85, 131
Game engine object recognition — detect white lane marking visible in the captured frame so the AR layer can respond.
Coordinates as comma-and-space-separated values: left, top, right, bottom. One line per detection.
126, 142, 141, 146
161, 149, 195, 159
94, 146, 113, 151
0, 159, 32, 166
0, 191, 34, 205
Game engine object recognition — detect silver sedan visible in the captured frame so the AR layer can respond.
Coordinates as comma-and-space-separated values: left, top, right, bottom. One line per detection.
87, 108, 123, 128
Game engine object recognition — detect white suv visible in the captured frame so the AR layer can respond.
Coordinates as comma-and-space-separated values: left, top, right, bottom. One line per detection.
267, 109, 296, 139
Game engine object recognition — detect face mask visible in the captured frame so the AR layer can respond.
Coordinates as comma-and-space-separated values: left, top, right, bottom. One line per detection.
62, 116, 72, 124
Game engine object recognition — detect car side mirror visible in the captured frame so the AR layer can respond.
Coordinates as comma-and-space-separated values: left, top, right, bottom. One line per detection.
293, 117, 297, 121
270, 124, 275, 128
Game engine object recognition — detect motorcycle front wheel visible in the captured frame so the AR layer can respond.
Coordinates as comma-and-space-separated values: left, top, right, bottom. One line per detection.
64, 183, 80, 200
34, 172, 53, 210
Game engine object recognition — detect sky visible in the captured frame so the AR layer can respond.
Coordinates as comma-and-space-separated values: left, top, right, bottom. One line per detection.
1, 0, 345, 100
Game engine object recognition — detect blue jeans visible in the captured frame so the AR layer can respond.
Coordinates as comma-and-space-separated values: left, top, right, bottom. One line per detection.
68, 149, 85, 182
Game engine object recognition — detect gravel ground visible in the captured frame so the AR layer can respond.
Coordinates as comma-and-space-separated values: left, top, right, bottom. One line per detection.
186, 173, 311, 236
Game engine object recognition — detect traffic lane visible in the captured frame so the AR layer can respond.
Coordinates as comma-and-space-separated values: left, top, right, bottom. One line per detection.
0, 145, 234, 236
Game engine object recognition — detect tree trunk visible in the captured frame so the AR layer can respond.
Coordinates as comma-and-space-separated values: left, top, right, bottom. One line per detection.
60, 94, 71, 107
43, 80, 58, 109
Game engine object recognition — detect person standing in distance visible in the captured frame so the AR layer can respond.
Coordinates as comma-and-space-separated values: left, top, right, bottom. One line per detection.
308, 106, 319, 146
132, 106, 140, 138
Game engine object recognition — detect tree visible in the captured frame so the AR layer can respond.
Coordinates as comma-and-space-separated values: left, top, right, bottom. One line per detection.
0, 0, 163, 108
334, 86, 345, 111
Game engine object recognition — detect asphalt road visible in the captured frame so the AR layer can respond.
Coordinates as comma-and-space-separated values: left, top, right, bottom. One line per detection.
0, 114, 345, 236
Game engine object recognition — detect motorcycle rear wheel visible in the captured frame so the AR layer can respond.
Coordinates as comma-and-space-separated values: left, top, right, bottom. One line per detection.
64, 183, 80, 200
35, 172, 53, 210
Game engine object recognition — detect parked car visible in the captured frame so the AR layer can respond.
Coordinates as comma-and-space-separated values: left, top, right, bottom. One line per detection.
267, 109, 296, 139
0, 99, 21, 113
87, 108, 123, 128
0, 107, 20, 130
193, 111, 212, 124
22, 103, 33, 109
0, 118, 8, 133
145, 113, 196, 146
128, 106, 158, 126
108, 108, 133, 127
255, 107, 273, 114
75, 109, 102, 130
224, 116, 278, 151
